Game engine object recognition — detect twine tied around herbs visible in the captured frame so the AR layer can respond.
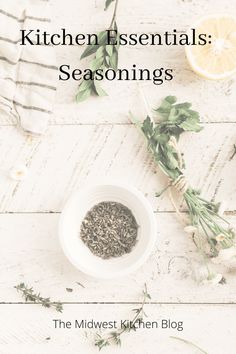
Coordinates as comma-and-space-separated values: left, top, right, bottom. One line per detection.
159, 137, 190, 224
171, 174, 189, 194
168, 136, 190, 193
167, 137, 190, 225
168, 180, 190, 226
168, 136, 190, 194
133, 91, 236, 274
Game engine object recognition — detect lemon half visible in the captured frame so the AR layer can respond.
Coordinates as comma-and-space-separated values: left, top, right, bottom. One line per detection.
185, 14, 236, 80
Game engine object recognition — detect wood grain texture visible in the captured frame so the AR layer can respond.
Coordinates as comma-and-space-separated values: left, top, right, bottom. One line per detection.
52, 0, 235, 33
1, 45, 235, 125
0, 0, 235, 125
0, 304, 236, 353
52, 47, 236, 125
1, 213, 236, 303
0, 124, 235, 213
0, 0, 236, 352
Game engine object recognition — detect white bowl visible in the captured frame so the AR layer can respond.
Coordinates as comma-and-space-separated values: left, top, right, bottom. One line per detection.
59, 184, 157, 279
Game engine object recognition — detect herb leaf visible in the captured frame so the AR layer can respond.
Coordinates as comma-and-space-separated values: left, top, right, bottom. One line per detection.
105, 0, 116, 10
106, 44, 113, 56
76, 86, 93, 103
77, 2, 120, 102
179, 114, 202, 132
132, 95, 235, 262
15, 283, 63, 312
80, 32, 107, 60
94, 80, 108, 97
90, 57, 104, 71
154, 96, 202, 138
110, 50, 118, 70
80, 45, 98, 60
94, 284, 150, 350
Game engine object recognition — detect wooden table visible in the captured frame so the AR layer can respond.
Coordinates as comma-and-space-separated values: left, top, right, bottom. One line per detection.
0, 0, 236, 352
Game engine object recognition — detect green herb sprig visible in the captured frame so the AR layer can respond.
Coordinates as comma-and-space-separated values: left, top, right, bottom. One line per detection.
94, 284, 151, 351
15, 283, 63, 313
77, 0, 120, 102
132, 96, 235, 259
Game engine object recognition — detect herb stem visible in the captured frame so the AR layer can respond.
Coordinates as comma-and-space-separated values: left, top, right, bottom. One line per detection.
133, 96, 235, 266
170, 336, 208, 354
94, 284, 151, 350
109, 0, 119, 28
15, 283, 63, 313
229, 144, 236, 161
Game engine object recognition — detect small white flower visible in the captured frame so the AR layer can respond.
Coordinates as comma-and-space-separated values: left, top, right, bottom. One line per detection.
184, 225, 198, 234
212, 247, 236, 268
9, 164, 28, 181
193, 264, 223, 285
202, 273, 223, 285
229, 227, 236, 235
215, 233, 226, 243
193, 265, 209, 282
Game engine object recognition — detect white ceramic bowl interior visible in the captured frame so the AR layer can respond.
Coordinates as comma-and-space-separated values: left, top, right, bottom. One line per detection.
59, 184, 157, 279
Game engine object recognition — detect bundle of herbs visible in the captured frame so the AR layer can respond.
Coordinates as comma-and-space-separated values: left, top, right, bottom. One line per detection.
132, 96, 235, 266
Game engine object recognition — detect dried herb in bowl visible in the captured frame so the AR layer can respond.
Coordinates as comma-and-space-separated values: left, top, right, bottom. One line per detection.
80, 201, 138, 259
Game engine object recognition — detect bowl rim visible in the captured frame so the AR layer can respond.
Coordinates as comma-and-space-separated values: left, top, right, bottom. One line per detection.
59, 183, 157, 279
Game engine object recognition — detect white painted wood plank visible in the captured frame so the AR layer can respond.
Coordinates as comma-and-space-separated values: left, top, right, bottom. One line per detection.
52, 0, 235, 33
52, 46, 236, 125
0, 1, 235, 125
0, 124, 235, 213
0, 2, 235, 351
1, 214, 236, 303
0, 304, 235, 353
51, 0, 236, 124
2, 45, 235, 126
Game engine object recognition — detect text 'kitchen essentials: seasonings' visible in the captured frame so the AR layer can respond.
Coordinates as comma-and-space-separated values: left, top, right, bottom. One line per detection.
80, 201, 138, 259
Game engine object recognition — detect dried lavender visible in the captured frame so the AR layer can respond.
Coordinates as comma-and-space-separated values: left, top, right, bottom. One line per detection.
80, 201, 138, 259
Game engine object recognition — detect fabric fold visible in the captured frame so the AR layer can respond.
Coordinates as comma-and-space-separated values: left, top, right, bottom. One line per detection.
0, 0, 57, 134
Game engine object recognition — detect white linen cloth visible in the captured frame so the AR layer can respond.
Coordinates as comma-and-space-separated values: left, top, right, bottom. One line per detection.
0, 0, 57, 134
